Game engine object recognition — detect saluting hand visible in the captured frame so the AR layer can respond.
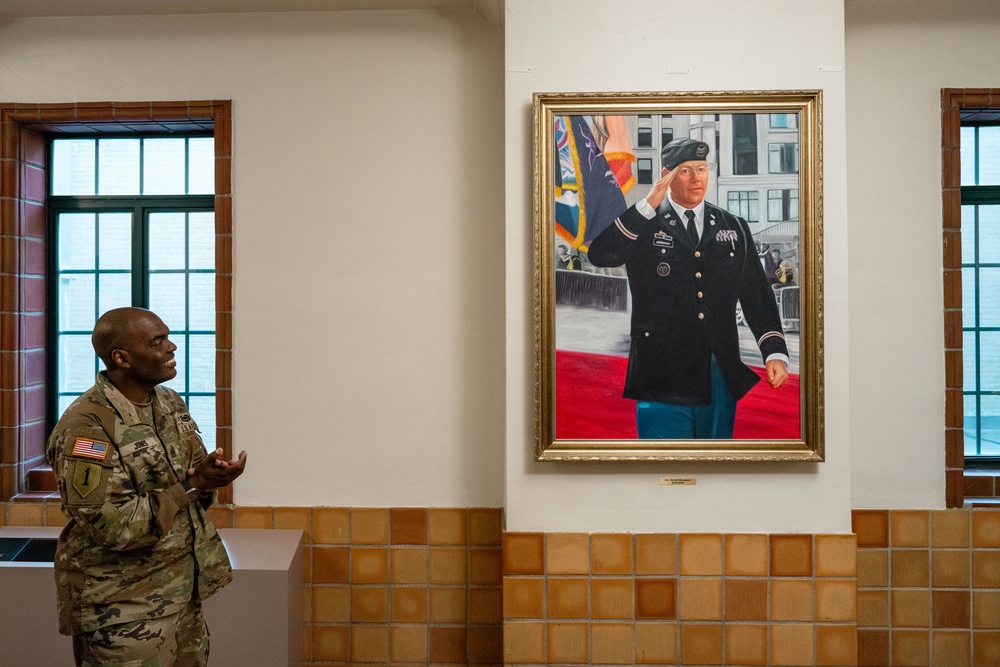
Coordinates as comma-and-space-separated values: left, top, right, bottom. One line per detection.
644, 167, 680, 209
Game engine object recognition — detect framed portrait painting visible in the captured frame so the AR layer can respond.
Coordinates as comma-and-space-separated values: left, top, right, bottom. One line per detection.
533, 90, 823, 461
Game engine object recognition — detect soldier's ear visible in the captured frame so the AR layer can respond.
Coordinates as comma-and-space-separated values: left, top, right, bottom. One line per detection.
111, 348, 130, 369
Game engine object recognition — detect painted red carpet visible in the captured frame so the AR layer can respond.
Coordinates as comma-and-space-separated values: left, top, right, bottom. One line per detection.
555, 350, 801, 440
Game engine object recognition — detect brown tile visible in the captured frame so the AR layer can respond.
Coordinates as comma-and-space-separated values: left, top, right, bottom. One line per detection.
351, 625, 388, 663
974, 631, 1000, 667
350, 507, 387, 544
390, 586, 427, 623
973, 551, 1000, 588
636, 621, 677, 665
725, 623, 767, 666
933, 510, 971, 548
854, 510, 890, 547
351, 547, 388, 584
679, 623, 722, 665
973, 591, 1000, 629
390, 546, 427, 584
503, 621, 544, 663
503, 532, 544, 575
816, 624, 858, 666
592, 533, 633, 575
351, 586, 388, 623
547, 577, 589, 619
591, 622, 635, 664
892, 629, 930, 667
893, 549, 931, 587
469, 587, 502, 624
390, 625, 428, 663
205, 505, 233, 529
592, 578, 633, 620
771, 623, 814, 666
428, 507, 466, 545
816, 579, 857, 622
429, 586, 466, 624
467, 625, 503, 663
858, 589, 890, 627
771, 579, 814, 621
469, 547, 502, 585
858, 549, 889, 587
273, 507, 311, 542
858, 629, 890, 667
725, 533, 768, 576
504, 577, 544, 619
637, 533, 677, 575
313, 507, 351, 544
389, 507, 426, 545
931, 630, 971, 667
894, 589, 931, 628
312, 585, 350, 623
312, 547, 349, 584
547, 622, 588, 663
771, 534, 813, 576
678, 577, 722, 621
893, 510, 931, 547
44, 504, 68, 528
234, 506, 271, 529
934, 590, 971, 629
972, 511, 1000, 548
636, 579, 677, 620
429, 547, 467, 584
815, 533, 857, 577
546, 532, 589, 574
724, 578, 767, 621
935, 549, 972, 588
679, 533, 722, 575
469, 507, 502, 546
312, 625, 349, 662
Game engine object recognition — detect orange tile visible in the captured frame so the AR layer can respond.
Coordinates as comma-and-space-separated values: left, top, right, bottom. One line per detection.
313, 507, 349, 544
973, 591, 1000, 629
933, 590, 971, 629
892, 550, 930, 587
44, 504, 68, 528
390, 546, 427, 584
815, 579, 857, 622
636, 621, 676, 664
725, 579, 767, 621
504, 577, 544, 619
854, 509, 890, 548
235, 506, 271, 529
429, 547, 467, 585
351, 547, 388, 584
547, 577, 589, 619
637, 533, 677, 575
815, 534, 857, 577
350, 508, 388, 545
678, 578, 722, 620
892, 589, 931, 628
312, 546, 349, 584
934, 549, 971, 588
591, 622, 635, 664
592, 533, 634, 575
312, 585, 350, 623
302, 583, 312, 623
429, 586, 467, 624
892, 510, 931, 547
932, 510, 971, 548
858, 589, 889, 628
503, 532, 544, 575
469, 507, 503, 546
390, 625, 428, 663
546, 532, 589, 574
636, 579, 677, 620
679, 533, 722, 575
972, 511, 1000, 548
931, 630, 971, 667
973, 631, 1000, 667
725, 534, 768, 576
973, 551, 1000, 588
725, 623, 767, 666
312, 625, 349, 662
351, 586, 388, 623
816, 624, 858, 666
467, 625, 503, 664
428, 508, 466, 545
771, 579, 814, 622
892, 629, 930, 667
503, 621, 545, 663
770, 534, 813, 577
771, 623, 814, 666
470, 547, 502, 585
389, 507, 427, 545
205, 505, 233, 529
469, 587, 502, 625
547, 622, 589, 663
352, 625, 388, 663
390, 586, 427, 623
592, 578, 634, 620
858, 629, 890, 667
858, 549, 889, 588
679, 623, 722, 665
273, 507, 311, 541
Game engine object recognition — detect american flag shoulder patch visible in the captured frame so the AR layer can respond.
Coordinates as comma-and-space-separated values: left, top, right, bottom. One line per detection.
71, 437, 110, 462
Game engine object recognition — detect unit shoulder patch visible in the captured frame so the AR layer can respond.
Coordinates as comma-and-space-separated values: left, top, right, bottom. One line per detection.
68, 460, 109, 505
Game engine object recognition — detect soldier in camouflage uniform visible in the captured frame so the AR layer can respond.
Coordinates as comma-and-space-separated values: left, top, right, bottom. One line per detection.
46, 308, 248, 667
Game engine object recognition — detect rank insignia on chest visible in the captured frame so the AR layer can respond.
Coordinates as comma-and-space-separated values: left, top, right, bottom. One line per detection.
71, 436, 110, 462
653, 230, 674, 248
177, 414, 199, 433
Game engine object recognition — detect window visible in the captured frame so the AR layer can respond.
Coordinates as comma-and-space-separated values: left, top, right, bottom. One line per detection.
661, 128, 674, 147
768, 142, 799, 174
770, 113, 797, 129
767, 189, 799, 222
637, 127, 653, 148
727, 191, 759, 222
732, 114, 758, 175
49, 136, 217, 447
637, 158, 653, 185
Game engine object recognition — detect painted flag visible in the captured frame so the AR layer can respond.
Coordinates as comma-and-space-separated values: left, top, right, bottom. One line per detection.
599, 115, 637, 194
72, 437, 109, 461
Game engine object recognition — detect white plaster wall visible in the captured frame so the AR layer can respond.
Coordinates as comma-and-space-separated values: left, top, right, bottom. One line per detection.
0, 10, 506, 507
503, 0, 852, 533
846, 0, 1000, 508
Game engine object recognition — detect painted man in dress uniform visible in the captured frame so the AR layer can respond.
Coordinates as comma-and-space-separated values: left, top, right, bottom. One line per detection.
46, 307, 247, 666
588, 138, 789, 439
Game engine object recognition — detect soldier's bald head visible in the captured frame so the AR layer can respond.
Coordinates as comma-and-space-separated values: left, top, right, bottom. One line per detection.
92, 307, 156, 368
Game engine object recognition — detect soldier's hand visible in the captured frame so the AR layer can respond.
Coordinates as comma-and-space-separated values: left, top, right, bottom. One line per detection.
187, 448, 248, 491
644, 167, 678, 209
765, 359, 789, 389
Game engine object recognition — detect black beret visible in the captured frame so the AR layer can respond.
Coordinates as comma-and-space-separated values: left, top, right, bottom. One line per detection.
660, 138, 710, 170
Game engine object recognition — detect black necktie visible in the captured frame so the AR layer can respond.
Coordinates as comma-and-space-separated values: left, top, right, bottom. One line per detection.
685, 210, 698, 243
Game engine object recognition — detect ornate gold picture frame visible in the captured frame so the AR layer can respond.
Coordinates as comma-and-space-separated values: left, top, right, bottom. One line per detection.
533, 90, 823, 461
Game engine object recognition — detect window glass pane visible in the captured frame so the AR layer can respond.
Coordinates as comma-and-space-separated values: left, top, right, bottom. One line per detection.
187, 138, 215, 195
962, 204, 976, 265
58, 395, 76, 419
979, 127, 1000, 186
52, 139, 96, 195
58, 274, 95, 331
97, 139, 140, 195
189, 274, 216, 331
979, 268, 1000, 327
188, 213, 215, 270
979, 330, 1000, 391
187, 396, 216, 449
162, 336, 187, 394
149, 273, 187, 332
59, 335, 97, 393
789, 190, 798, 220
980, 394, 1000, 456
964, 330, 978, 393
98, 213, 133, 270
148, 212, 188, 270
188, 334, 216, 393
97, 272, 133, 317
978, 205, 1000, 264
58, 213, 95, 270
143, 139, 186, 194
962, 127, 977, 186
963, 267, 977, 328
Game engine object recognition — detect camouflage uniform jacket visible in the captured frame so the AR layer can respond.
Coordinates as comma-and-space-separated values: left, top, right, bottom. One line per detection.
45, 373, 233, 636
